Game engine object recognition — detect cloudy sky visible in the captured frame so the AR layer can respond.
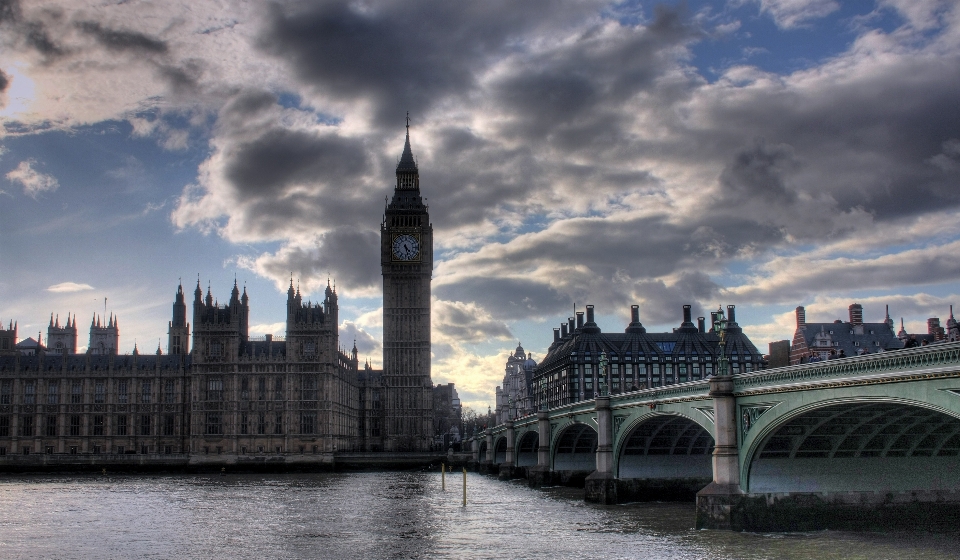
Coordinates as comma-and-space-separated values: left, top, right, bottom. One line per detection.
1, 0, 959, 409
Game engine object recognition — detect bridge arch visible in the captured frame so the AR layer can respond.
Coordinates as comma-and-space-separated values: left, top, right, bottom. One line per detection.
478, 440, 487, 462
493, 436, 507, 465
615, 413, 714, 479
552, 422, 597, 472
516, 430, 539, 467
744, 398, 960, 493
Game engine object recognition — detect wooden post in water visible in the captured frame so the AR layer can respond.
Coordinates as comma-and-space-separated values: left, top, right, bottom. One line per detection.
441, 463, 445, 491
462, 467, 467, 507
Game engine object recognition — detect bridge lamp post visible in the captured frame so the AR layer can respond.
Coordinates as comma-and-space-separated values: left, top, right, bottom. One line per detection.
713, 307, 729, 378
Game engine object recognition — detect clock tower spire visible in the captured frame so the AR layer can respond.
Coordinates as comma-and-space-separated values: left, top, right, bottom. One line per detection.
380, 117, 434, 452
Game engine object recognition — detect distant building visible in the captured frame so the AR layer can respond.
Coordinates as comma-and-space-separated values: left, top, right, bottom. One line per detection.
790, 303, 902, 364
767, 340, 790, 368
896, 307, 959, 347
15, 338, 42, 356
0, 321, 17, 355
948, 307, 960, 342
433, 383, 462, 449
508, 303, 763, 415
494, 343, 537, 423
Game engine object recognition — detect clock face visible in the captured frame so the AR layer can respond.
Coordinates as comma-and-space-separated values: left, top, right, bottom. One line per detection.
392, 234, 420, 261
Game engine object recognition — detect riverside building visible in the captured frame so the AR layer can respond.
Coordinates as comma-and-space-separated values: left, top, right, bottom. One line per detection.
495, 304, 764, 419
0, 127, 446, 465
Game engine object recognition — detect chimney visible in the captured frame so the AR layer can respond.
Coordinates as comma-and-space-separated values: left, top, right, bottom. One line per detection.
928, 317, 944, 340
710, 311, 719, 332
796, 306, 806, 328
698, 317, 705, 333
625, 304, 645, 334
727, 305, 736, 324
553, 328, 560, 342
586, 305, 595, 324
848, 303, 863, 326
683, 304, 692, 324
561, 323, 568, 338
576, 312, 584, 330
568, 317, 575, 334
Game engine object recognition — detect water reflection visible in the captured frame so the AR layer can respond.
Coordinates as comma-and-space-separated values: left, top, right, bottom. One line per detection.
0, 472, 956, 559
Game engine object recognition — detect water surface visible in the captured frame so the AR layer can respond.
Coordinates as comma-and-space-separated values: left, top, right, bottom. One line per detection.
0, 472, 957, 559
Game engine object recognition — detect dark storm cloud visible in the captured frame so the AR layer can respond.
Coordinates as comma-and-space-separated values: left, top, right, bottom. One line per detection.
251, 228, 381, 292
0, 1, 66, 60
719, 140, 798, 205
0, 0, 17, 23
692, 52, 960, 229
433, 210, 775, 324
632, 272, 722, 326
0, 68, 8, 93
490, 4, 699, 142
225, 128, 368, 197
23, 20, 65, 59
259, 0, 600, 126
156, 61, 204, 94
433, 300, 512, 343
76, 21, 167, 53
435, 277, 570, 321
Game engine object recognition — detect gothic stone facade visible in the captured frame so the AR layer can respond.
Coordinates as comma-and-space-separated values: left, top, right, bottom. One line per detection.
0, 130, 439, 461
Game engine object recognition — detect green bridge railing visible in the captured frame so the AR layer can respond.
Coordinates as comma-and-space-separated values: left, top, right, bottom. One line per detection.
487, 341, 960, 435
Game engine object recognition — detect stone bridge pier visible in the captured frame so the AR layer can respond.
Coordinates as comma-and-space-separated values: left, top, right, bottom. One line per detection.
584, 396, 616, 502
525, 410, 552, 487
693, 375, 743, 526
498, 421, 516, 480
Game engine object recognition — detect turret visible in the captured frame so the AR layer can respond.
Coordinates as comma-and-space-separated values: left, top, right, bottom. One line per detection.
89, 310, 119, 355
47, 311, 78, 354
169, 281, 190, 355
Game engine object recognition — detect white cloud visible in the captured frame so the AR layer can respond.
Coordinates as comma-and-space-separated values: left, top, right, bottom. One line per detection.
756, 0, 840, 28
248, 322, 286, 336
880, 0, 951, 31
6, 160, 59, 198
727, 240, 960, 304
46, 282, 94, 293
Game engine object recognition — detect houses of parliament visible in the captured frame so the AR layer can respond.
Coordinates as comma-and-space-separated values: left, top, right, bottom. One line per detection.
0, 127, 453, 465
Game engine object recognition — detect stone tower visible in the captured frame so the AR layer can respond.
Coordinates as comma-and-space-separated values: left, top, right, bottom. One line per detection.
168, 282, 190, 355
191, 279, 249, 363
284, 279, 338, 362
380, 121, 434, 451
47, 313, 77, 354
89, 312, 119, 355
0, 320, 17, 355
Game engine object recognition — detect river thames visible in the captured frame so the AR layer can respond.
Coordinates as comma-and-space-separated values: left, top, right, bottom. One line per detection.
0, 472, 957, 559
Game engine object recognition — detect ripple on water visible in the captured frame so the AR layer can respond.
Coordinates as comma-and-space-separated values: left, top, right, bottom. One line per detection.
0, 473, 958, 559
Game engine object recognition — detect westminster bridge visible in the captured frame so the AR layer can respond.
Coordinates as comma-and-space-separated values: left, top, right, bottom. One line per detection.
472, 341, 960, 531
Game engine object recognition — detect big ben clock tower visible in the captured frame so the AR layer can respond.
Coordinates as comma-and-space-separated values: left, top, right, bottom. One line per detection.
381, 118, 433, 451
